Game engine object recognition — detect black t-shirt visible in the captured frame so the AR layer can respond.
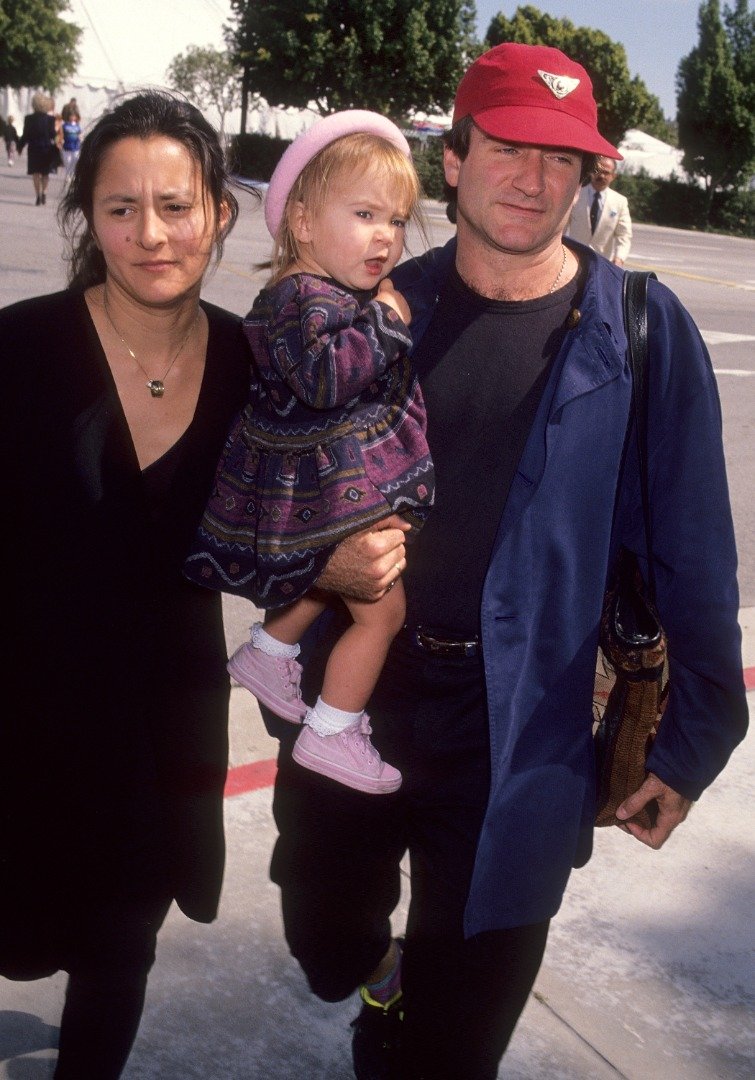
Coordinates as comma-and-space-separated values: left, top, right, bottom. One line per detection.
405, 263, 585, 636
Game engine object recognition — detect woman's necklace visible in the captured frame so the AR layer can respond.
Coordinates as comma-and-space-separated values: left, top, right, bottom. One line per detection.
102, 292, 199, 398
548, 245, 568, 294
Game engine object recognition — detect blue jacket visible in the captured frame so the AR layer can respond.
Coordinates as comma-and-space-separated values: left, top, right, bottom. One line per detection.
394, 239, 748, 933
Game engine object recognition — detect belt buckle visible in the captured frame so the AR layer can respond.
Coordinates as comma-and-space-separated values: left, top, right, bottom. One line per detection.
414, 626, 479, 657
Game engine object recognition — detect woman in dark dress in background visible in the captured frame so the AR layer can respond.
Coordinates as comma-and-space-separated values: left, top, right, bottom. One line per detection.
17, 91, 57, 204
0, 91, 249, 1079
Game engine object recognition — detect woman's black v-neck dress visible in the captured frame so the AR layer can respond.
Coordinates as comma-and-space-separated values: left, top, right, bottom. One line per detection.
0, 289, 248, 975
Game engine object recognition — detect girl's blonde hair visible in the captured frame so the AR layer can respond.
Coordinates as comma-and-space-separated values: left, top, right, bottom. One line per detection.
269, 132, 426, 285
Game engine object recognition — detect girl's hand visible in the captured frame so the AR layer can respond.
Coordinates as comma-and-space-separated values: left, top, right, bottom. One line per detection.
318, 515, 410, 601
376, 278, 411, 325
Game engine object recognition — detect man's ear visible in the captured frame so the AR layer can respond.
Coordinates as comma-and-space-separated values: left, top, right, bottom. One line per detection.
443, 145, 461, 190
290, 201, 312, 243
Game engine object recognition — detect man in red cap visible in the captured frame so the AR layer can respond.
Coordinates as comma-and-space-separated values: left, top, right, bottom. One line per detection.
268, 43, 746, 1080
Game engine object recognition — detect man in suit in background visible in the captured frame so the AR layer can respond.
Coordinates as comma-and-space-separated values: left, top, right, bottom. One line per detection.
567, 155, 632, 266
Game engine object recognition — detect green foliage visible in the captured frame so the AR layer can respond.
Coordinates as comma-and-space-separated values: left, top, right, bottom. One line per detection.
0, 0, 80, 90
228, 131, 291, 181
676, 0, 754, 216
408, 135, 446, 200
225, 0, 477, 119
485, 5, 669, 146
724, 0, 755, 88
166, 46, 242, 135
613, 170, 754, 237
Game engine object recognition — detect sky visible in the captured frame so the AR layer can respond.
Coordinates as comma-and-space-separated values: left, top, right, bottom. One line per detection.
67, 0, 707, 119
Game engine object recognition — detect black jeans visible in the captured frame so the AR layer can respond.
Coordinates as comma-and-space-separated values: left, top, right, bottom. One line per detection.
270, 629, 549, 1080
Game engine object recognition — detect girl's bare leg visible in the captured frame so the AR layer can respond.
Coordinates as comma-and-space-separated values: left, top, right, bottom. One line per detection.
319, 580, 406, 714
263, 593, 328, 646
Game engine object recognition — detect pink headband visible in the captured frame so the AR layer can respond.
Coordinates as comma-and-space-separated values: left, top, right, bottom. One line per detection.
264, 110, 412, 238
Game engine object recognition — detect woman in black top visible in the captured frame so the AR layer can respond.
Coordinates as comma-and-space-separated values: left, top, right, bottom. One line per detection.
0, 91, 249, 1078
17, 91, 57, 204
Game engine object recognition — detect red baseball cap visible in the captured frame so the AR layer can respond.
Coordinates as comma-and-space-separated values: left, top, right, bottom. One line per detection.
453, 43, 621, 159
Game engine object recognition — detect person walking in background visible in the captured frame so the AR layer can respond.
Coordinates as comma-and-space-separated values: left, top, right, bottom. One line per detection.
4, 115, 19, 165
0, 91, 248, 1079
61, 97, 79, 122
186, 111, 434, 795
17, 92, 56, 205
61, 107, 82, 183
267, 42, 747, 1080
567, 155, 632, 266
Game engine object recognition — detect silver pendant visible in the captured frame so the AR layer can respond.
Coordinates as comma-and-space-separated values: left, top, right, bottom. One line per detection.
147, 380, 165, 398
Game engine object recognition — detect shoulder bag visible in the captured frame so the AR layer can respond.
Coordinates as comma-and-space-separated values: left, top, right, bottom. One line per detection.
593, 270, 669, 829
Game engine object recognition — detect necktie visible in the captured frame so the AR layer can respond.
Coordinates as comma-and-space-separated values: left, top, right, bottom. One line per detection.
590, 190, 601, 233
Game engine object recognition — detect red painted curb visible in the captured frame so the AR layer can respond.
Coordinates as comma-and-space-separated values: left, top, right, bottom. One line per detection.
224, 758, 277, 797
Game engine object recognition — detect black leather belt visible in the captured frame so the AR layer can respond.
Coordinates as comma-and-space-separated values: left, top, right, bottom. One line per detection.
413, 626, 480, 657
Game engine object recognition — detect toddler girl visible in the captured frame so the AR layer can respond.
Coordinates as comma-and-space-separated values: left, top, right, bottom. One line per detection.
186, 111, 434, 794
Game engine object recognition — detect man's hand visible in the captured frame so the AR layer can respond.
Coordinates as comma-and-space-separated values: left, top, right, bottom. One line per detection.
317, 515, 410, 601
615, 771, 693, 849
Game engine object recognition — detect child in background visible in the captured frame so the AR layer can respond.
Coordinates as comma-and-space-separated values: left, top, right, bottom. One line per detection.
186, 111, 434, 795
62, 109, 82, 183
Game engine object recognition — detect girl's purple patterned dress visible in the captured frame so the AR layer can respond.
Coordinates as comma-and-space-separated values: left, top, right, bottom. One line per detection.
185, 273, 434, 608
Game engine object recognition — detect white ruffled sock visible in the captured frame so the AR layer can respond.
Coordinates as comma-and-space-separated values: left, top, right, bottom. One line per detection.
305, 696, 362, 736
250, 621, 300, 659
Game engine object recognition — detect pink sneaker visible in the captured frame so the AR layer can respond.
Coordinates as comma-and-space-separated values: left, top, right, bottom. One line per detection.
291, 715, 402, 794
227, 643, 306, 723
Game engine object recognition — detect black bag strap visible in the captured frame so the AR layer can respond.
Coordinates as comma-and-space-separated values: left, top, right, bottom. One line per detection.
622, 270, 658, 600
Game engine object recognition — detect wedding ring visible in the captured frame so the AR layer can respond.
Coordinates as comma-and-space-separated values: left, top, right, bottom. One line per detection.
386, 563, 402, 593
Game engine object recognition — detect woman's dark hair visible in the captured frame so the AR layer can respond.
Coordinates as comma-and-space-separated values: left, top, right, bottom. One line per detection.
442, 115, 598, 222
59, 89, 240, 289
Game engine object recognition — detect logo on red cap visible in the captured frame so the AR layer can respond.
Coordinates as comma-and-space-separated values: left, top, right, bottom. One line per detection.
537, 70, 581, 100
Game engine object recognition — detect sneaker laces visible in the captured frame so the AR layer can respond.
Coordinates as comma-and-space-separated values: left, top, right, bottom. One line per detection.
276, 657, 301, 695
346, 714, 381, 762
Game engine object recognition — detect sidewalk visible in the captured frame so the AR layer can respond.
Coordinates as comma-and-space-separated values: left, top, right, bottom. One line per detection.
1, 600, 752, 1078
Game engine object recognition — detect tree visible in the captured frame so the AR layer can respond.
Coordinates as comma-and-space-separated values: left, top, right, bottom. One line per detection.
225, 0, 478, 122
0, 0, 81, 90
485, 5, 669, 146
724, 0, 755, 82
166, 45, 242, 137
676, 0, 755, 222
